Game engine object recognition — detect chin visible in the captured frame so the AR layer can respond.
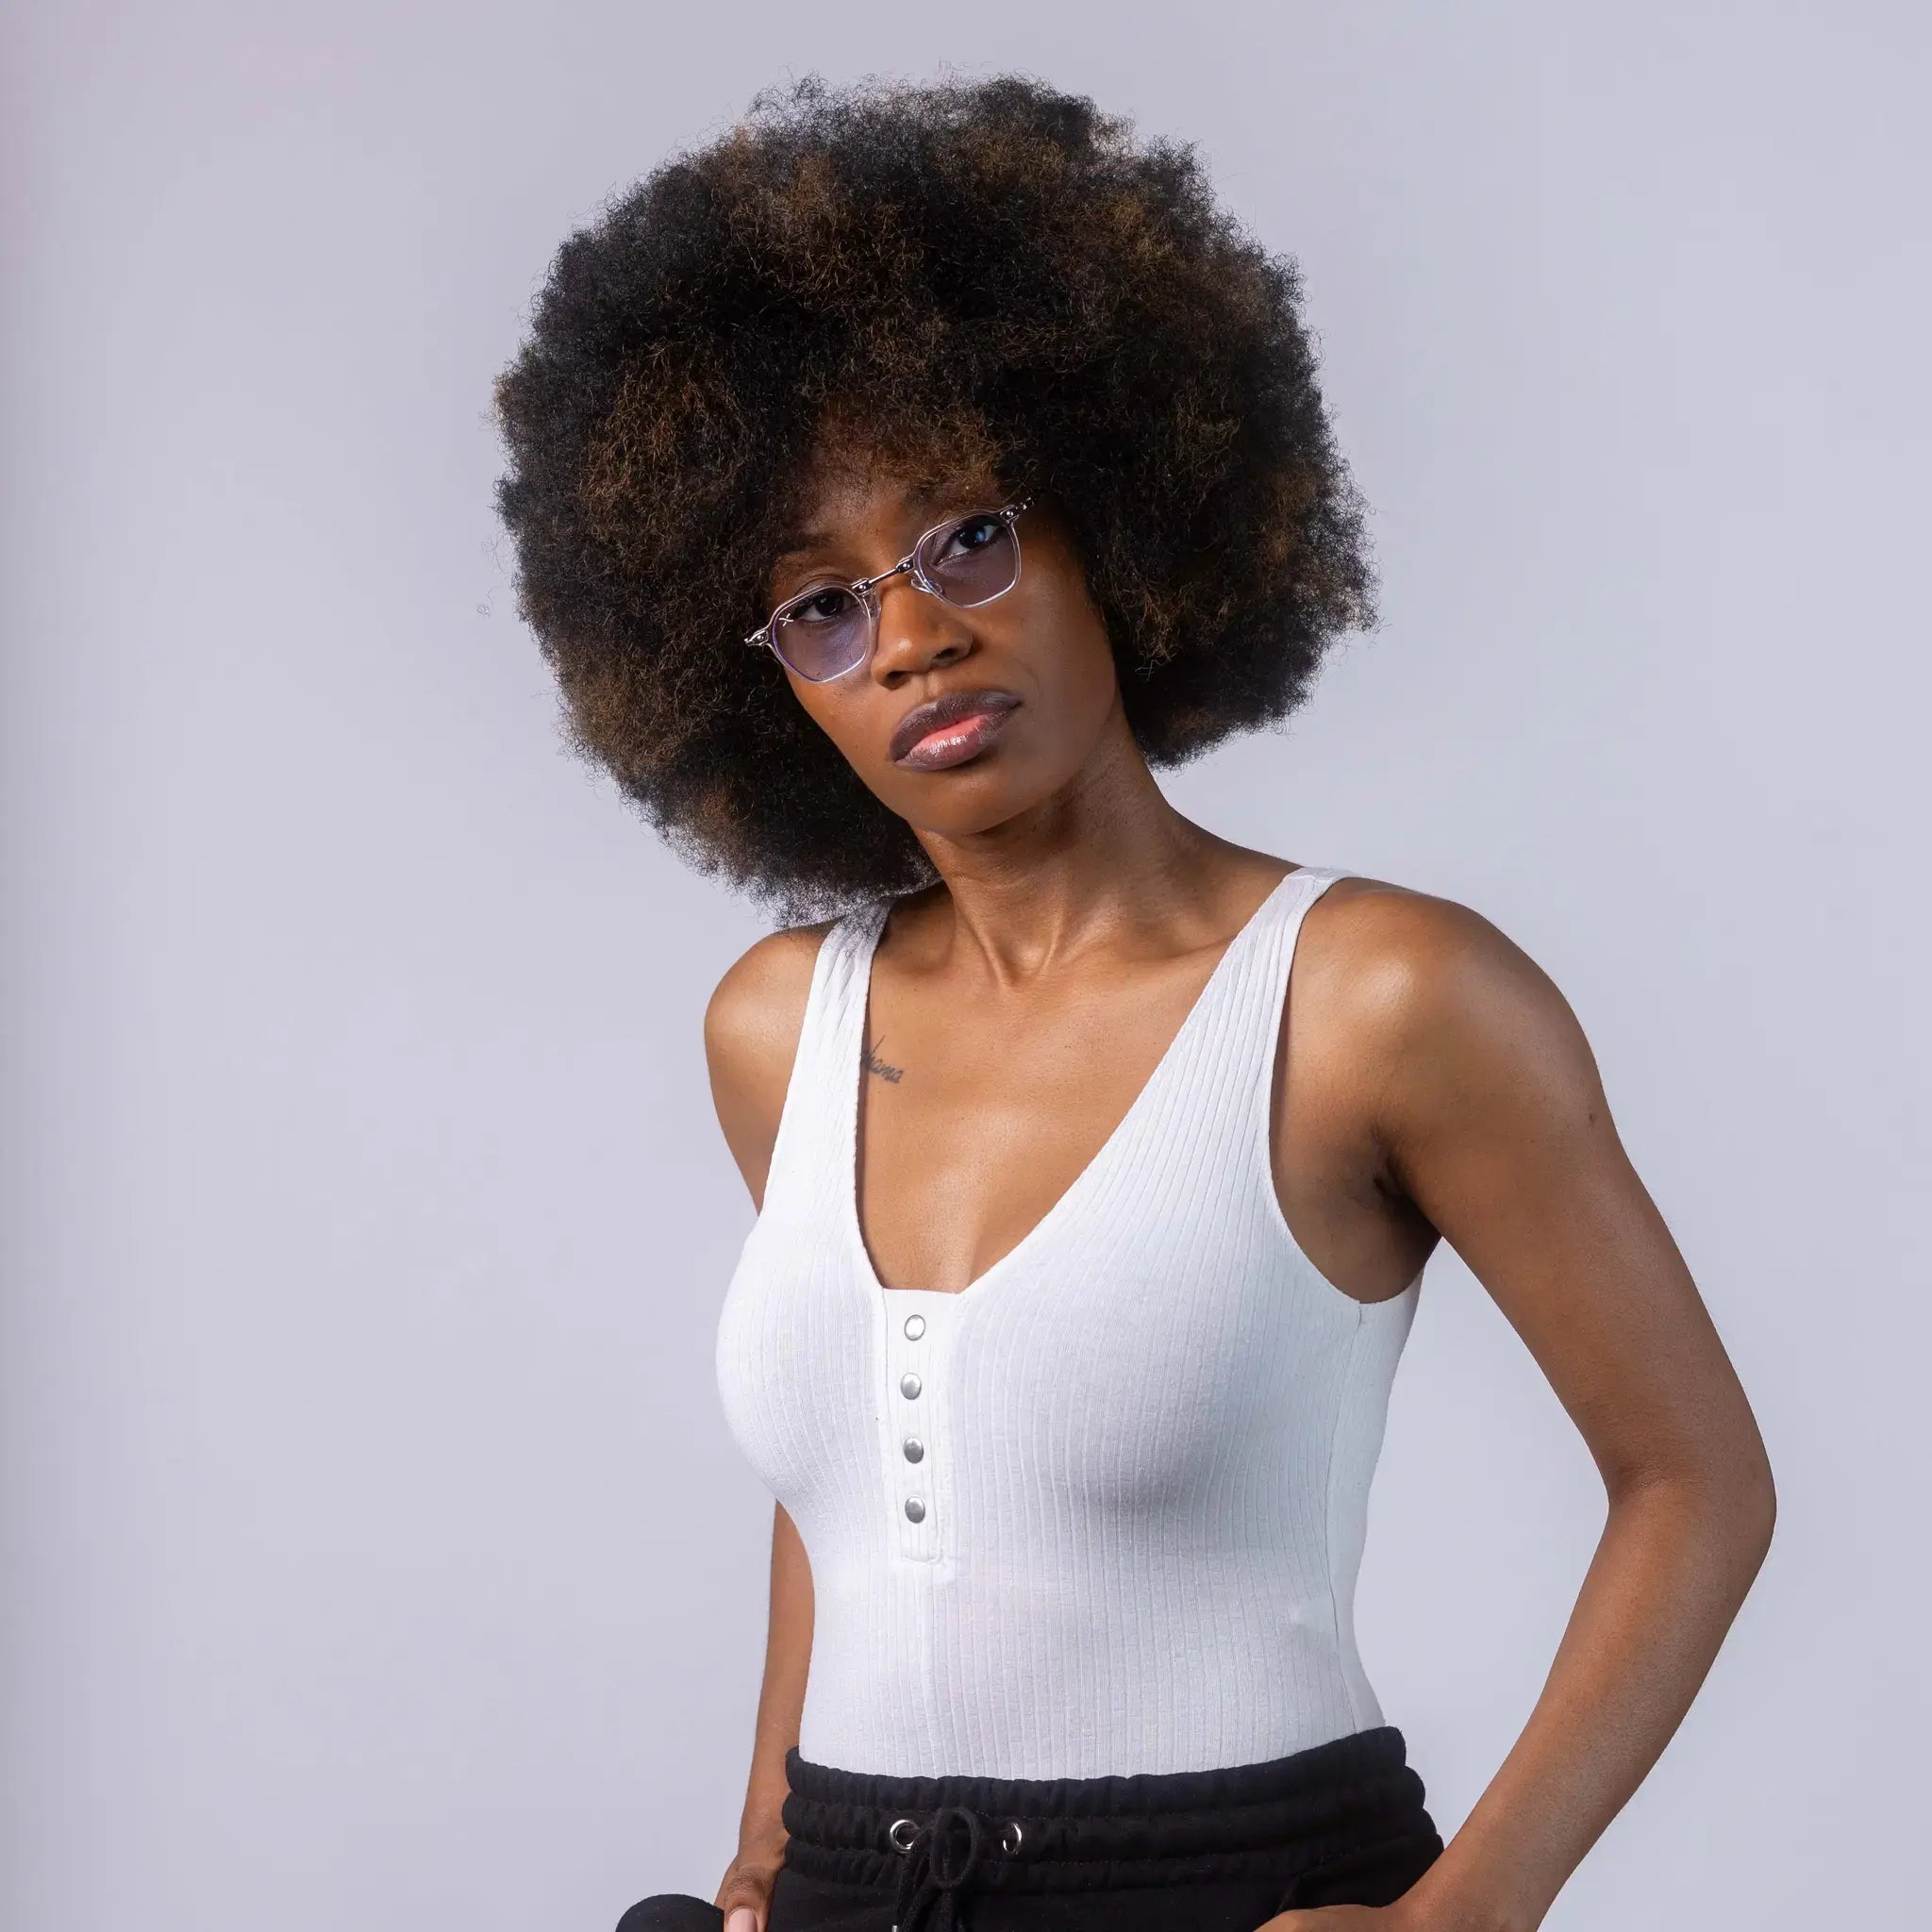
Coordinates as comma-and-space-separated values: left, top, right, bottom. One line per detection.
900, 774, 1059, 840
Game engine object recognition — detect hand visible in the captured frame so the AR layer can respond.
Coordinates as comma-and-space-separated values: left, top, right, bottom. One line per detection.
713, 1833, 785, 1932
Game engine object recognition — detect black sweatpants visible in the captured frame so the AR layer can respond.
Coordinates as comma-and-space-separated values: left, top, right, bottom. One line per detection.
616, 1725, 1442, 1932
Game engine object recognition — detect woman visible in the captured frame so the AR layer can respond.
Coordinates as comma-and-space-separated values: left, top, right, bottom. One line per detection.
492, 74, 1774, 1932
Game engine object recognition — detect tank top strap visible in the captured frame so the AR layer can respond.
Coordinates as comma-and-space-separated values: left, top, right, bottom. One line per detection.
759, 896, 891, 1221
1123, 863, 1358, 1171
1222, 861, 1357, 1109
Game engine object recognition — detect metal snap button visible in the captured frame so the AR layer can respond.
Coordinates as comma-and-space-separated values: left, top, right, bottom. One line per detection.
904, 1496, 926, 1523
899, 1372, 922, 1399
904, 1313, 925, 1340
903, 1436, 924, 1462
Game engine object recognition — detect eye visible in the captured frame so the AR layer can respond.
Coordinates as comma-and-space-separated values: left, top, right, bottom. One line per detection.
933, 512, 1004, 559
781, 584, 861, 626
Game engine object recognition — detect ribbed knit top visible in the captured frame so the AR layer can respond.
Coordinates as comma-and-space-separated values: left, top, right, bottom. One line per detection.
713, 864, 1422, 1779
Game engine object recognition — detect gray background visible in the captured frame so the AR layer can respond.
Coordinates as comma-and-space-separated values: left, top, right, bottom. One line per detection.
5, 3, 1926, 1926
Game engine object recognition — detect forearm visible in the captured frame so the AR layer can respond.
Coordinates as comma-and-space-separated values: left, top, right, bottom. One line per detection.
1404, 1467, 1774, 1931
736, 1502, 814, 1858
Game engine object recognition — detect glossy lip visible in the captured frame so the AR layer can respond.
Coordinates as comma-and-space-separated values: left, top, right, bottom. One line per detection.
897, 706, 1018, 772
889, 687, 1023, 768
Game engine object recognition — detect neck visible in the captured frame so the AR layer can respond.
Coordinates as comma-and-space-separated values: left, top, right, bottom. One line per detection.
908, 705, 1258, 978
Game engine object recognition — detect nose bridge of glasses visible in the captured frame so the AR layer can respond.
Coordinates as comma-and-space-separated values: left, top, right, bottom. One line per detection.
869, 558, 969, 664
857, 547, 926, 599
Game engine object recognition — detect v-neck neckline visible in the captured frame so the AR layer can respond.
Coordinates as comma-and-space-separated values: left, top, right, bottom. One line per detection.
841, 865, 1307, 1303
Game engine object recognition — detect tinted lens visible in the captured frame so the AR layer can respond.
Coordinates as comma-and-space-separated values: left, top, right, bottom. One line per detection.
920, 512, 1020, 607
771, 585, 872, 681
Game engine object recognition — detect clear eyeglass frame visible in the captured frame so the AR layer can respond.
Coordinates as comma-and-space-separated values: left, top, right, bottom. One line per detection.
743, 494, 1036, 683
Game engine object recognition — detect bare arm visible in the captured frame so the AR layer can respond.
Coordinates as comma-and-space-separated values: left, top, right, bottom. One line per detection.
712, 1502, 812, 1925
703, 924, 832, 1932
1274, 890, 1775, 1931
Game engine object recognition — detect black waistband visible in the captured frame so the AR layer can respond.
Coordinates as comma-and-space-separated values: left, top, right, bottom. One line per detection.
781, 1726, 1441, 1925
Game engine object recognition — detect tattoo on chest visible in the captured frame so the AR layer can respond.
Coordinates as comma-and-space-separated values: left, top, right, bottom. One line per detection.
863, 1035, 904, 1084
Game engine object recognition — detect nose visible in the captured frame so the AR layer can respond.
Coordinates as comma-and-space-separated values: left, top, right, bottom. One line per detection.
869, 573, 973, 685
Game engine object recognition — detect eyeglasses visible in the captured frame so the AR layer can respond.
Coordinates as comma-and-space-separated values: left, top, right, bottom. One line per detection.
744, 495, 1034, 684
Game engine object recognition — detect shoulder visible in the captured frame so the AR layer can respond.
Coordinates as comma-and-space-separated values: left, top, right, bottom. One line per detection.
701, 914, 851, 1201
1298, 871, 1539, 999
703, 916, 843, 1101
1294, 871, 1602, 1115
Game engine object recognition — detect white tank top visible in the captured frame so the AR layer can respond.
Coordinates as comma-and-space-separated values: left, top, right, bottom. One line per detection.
713, 863, 1421, 1778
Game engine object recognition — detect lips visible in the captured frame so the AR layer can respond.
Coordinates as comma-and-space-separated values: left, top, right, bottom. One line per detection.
889, 688, 1023, 769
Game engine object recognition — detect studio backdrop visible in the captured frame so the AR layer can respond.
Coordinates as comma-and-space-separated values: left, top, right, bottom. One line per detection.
3, 4, 1927, 1929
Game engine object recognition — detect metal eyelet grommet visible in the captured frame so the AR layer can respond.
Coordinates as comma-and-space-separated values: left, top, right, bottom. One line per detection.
999, 1819, 1024, 1854
888, 1816, 919, 1853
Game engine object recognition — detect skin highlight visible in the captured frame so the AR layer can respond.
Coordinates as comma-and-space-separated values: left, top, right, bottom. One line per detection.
700, 462, 1774, 1932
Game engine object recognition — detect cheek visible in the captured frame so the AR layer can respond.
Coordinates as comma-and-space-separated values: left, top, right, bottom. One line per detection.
1032, 583, 1120, 725
791, 686, 841, 743
790, 681, 888, 776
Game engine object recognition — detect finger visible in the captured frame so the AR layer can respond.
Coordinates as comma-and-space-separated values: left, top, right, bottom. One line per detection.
718, 1879, 777, 1932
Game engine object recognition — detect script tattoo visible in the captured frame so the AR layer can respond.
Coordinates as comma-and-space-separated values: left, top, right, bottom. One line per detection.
863, 1035, 904, 1084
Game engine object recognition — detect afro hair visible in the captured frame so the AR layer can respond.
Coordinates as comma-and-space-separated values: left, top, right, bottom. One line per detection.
492, 72, 1374, 919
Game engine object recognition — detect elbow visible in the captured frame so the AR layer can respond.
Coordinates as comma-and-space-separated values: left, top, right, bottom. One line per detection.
1725, 1461, 1777, 1609
1610, 1433, 1777, 1575
1704, 1458, 1778, 1573
1721, 1414, 1778, 1569
1740, 1445, 1777, 1569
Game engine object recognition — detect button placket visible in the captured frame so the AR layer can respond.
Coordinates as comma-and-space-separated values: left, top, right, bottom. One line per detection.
882, 1292, 948, 1560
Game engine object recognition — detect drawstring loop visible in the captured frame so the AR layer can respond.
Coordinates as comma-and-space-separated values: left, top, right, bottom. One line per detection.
885, 1803, 1024, 1932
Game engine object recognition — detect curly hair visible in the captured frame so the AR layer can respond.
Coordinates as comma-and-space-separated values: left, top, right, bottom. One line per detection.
491, 72, 1374, 920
